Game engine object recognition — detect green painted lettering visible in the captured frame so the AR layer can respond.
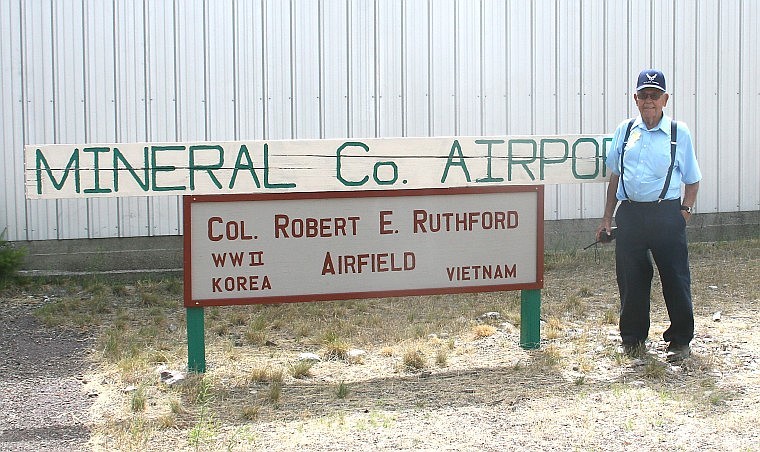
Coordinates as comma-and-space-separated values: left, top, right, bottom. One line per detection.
189, 145, 224, 190
82, 147, 112, 194
228, 144, 262, 189
475, 139, 504, 183
572, 138, 599, 179
36, 148, 80, 194
113, 147, 150, 192
373, 161, 398, 185
263, 144, 296, 188
507, 139, 537, 181
539, 139, 568, 180
151, 145, 186, 192
441, 140, 471, 183
336, 142, 370, 186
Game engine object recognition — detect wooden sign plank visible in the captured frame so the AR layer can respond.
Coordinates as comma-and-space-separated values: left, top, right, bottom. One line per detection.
25, 136, 612, 199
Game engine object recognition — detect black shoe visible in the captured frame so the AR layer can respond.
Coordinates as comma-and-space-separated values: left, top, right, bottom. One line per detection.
619, 342, 646, 357
666, 343, 691, 362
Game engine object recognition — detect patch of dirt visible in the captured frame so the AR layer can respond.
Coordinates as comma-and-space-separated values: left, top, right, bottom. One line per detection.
1, 239, 759, 451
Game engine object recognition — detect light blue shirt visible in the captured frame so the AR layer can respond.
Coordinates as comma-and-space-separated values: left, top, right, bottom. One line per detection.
606, 114, 702, 202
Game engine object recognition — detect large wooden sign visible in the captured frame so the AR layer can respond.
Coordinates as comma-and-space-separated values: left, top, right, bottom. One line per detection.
183, 186, 543, 307
26, 135, 611, 199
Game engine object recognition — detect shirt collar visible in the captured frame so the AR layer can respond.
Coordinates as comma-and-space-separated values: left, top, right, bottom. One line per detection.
634, 114, 672, 135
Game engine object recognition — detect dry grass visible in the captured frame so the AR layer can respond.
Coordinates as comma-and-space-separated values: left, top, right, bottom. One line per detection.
472, 324, 497, 338
289, 360, 314, 379
402, 348, 426, 369
13, 238, 760, 451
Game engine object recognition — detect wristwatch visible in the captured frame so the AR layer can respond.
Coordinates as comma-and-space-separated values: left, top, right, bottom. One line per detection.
680, 205, 693, 214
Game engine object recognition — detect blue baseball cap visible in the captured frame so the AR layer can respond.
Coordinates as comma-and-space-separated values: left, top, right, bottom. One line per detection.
636, 69, 666, 92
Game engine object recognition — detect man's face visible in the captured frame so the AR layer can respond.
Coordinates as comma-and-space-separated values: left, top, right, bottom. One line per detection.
634, 88, 669, 125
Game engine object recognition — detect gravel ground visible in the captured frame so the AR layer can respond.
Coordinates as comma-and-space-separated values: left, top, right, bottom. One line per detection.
0, 296, 93, 452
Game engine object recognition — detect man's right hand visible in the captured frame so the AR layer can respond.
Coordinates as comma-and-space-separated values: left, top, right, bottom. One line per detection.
597, 174, 620, 242
596, 218, 613, 242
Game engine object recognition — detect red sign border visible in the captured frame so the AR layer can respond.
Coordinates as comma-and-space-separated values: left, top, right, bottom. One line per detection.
183, 186, 544, 307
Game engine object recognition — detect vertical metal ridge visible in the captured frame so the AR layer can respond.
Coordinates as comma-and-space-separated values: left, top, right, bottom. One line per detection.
694, 0, 699, 160
577, 0, 584, 217
142, 0, 150, 141
478, 0, 483, 136
400, 0, 406, 137
289, 0, 296, 139
373, 0, 379, 138
173, 0, 180, 141
82, 0, 94, 239
202, 0, 210, 141
174, 0, 182, 234
650, 0, 654, 66
452, 0, 458, 135
579, 0, 584, 134
504, 1, 509, 134
550, 0, 559, 217
671, 0, 677, 118
81, 0, 89, 143
737, 0, 743, 208
261, 0, 268, 139
530, 0, 534, 134
142, 0, 153, 235
50, 0, 63, 239
232, 0, 239, 140
345, 0, 351, 137
554, 0, 559, 134
112, 0, 120, 143
112, 0, 123, 237
626, 0, 631, 119
20, 0, 32, 240
716, 0, 721, 210
602, 0, 608, 131
426, 0, 432, 137
318, 0, 324, 138
50, 0, 58, 144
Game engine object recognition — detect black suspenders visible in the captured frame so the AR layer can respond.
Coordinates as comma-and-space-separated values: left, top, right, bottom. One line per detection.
660, 120, 678, 201
619, 119, 636, 201
619, 119, 678, 202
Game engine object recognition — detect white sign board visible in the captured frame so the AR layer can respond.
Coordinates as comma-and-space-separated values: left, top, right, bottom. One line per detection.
26, 136, 611, 199
184, 187, 543, 306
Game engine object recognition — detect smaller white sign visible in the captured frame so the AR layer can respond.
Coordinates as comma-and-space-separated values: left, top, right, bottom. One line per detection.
184, 186, 543, 306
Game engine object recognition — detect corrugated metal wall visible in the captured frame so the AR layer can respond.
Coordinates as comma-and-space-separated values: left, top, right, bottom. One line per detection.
2, 0, 758, 242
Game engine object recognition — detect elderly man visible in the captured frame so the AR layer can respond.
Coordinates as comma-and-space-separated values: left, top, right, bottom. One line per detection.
597, 69, 702, 362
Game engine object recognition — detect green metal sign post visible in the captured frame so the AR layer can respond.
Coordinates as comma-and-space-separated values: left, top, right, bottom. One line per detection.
187, 307, 206, 373
186, 290, 541, 373
519, 289, 541, 349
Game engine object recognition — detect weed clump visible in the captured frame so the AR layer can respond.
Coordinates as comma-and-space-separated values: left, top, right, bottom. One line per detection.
336, 380, 349, 399
241, 404, 261, 420
322, 330, 350, 360
0, 233, 25, 286
403, 349, 426, 369
473, 324, 497, 338
131, 387, 147, 412
289, 360, 314, 379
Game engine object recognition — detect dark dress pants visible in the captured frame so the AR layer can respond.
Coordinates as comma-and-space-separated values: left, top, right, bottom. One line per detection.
614, 199, 694, 346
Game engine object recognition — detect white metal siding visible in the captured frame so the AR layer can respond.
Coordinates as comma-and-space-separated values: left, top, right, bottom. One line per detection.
1, 0, 758, 242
